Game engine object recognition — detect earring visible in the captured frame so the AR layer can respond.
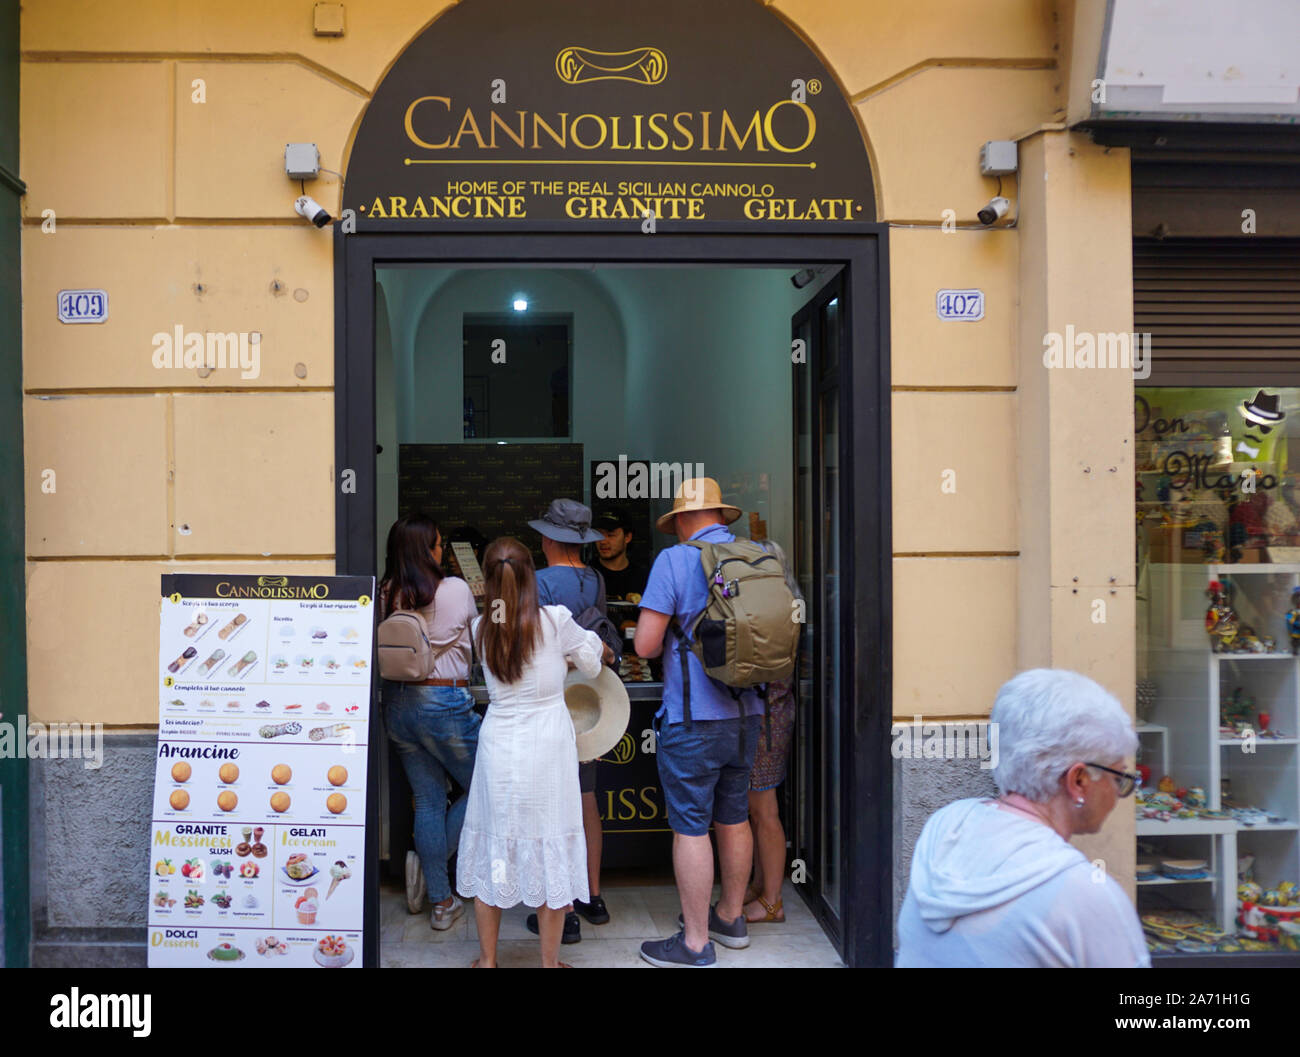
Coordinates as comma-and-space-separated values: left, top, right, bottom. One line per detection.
1074, 798, 1085, 807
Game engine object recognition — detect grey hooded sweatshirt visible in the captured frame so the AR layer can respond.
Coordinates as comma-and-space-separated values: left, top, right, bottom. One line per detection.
896, 798, 1149, 968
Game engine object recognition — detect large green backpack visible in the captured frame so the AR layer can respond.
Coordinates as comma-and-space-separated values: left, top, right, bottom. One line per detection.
671, 540, 799, 742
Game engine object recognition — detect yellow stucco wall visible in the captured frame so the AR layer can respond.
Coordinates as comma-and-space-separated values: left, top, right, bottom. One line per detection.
19, 1, 1131, 777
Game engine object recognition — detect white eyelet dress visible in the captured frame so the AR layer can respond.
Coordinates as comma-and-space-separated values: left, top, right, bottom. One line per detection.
456, 605, 603, 909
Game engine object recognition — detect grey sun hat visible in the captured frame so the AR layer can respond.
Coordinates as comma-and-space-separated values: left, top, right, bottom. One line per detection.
529, 498, 601, 544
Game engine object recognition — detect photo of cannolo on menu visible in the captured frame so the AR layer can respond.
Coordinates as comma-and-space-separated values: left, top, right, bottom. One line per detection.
167, 646, 197, 674
217, 613, 248, 640
227, 651, 258, 678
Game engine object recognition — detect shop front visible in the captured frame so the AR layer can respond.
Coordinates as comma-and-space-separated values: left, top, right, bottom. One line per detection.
16, 0, 1147, 970
334, 0, 892, 966
1084, 3, 1300, 962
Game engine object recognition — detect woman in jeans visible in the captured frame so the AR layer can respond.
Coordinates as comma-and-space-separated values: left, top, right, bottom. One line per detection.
378, 514, 480, 931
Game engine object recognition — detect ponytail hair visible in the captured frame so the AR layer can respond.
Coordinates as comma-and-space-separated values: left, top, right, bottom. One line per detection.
475, 536, 542, 684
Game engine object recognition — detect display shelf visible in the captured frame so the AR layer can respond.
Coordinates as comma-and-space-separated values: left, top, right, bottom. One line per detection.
1219, 738, 1298, 746
1137, 876, 1214, 886
1137, 724, 1170, 780
1210, 563, 1300, 576
1137, 818, 1238, 836
1143, 562, 1300, 939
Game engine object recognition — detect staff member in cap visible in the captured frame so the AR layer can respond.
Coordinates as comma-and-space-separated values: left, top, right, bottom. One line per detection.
526, 498, 612, 940
633, 477, 763, 967
594, 507, 648, 601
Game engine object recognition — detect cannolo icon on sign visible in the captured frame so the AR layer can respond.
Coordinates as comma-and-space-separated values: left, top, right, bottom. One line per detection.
555, 46, 667, 86
217, 613, 248, 640
167, 646, 198, 673
227, 651, 257, 678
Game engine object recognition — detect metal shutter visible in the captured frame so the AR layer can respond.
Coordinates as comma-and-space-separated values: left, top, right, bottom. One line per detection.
1135, 237, 1300, 386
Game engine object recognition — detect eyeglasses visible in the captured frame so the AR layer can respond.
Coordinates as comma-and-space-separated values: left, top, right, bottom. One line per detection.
1084, 762, 1141, 798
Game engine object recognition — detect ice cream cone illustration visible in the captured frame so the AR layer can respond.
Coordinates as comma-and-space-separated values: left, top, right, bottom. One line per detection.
327, 860, 351, 900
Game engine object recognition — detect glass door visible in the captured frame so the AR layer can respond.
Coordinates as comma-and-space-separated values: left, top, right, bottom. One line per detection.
791, 272, 847, 937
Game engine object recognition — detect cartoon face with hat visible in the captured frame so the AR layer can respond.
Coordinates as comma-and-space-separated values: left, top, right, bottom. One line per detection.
1235, 390, 1286, 464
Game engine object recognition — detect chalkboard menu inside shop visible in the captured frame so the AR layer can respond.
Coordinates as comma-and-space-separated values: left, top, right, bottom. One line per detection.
399, 443, 584, 567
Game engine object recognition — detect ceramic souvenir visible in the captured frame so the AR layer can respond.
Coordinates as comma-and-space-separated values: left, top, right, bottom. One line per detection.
1238, 626, 1266, 653
1289, 587, 1300, 654
1206, 580, 1240, 651
1136, 680, 1158, 724
1221, 686, 1254, 731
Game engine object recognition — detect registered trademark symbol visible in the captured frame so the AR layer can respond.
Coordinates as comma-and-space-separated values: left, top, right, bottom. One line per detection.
807, 78, 822, 94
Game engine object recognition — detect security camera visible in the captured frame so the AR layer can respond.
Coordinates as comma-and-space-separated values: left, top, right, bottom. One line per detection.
294, 195, 332, 227
977, 196, 1010, 226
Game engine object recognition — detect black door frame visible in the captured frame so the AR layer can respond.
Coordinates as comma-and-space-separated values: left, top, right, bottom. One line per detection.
334, 227, 893, 968
790, 269, 850, 948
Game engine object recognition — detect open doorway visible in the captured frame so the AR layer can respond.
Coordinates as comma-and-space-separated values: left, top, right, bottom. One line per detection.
337, 233, 891, 967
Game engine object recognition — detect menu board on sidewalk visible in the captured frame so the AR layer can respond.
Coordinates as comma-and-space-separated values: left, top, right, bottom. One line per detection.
148, 574, 375, 968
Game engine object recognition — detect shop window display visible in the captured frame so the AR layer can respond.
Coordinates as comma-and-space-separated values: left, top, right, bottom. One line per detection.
1136, 388, 1300, 956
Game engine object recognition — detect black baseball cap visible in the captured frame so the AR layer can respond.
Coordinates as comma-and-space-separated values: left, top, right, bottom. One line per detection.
595, 508, 633, 533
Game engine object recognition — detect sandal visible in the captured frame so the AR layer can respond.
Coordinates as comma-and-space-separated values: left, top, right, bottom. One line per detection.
744, 895, 785, 923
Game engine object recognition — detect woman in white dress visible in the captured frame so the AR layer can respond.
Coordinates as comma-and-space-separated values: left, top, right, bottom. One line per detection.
456, 536, 612, 968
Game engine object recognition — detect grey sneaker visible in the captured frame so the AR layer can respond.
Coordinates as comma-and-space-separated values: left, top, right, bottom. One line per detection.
676, 904, 750, 949
431, 894, 464, 931
640, 931, 716, 967
405, 850, 426, 914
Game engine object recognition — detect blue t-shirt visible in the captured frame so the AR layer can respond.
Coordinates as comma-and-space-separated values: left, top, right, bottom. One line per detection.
639, 523, 763, 724
536, 564, 604, 619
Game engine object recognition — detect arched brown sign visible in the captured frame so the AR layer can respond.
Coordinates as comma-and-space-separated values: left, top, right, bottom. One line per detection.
344, 0, 876, 226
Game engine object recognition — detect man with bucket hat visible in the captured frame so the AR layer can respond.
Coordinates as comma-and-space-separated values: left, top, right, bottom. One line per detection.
633, 477, 765, 967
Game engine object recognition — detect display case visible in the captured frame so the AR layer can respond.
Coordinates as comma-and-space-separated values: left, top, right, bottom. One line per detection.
1140, 563, 1300, 952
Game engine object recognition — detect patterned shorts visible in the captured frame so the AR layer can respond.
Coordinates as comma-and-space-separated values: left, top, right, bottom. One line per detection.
749, 678, 796, 791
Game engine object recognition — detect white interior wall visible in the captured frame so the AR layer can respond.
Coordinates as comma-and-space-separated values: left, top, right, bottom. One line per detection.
375, 265, 828, 566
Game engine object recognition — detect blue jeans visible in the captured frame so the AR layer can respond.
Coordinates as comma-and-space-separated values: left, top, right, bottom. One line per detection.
383, 680, 481, 902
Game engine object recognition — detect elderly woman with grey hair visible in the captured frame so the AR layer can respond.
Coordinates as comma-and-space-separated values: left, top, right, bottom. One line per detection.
897, 669, 1149, 968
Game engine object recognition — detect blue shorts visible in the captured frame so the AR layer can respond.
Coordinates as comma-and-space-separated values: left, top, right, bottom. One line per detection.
655, 714, 760, 837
